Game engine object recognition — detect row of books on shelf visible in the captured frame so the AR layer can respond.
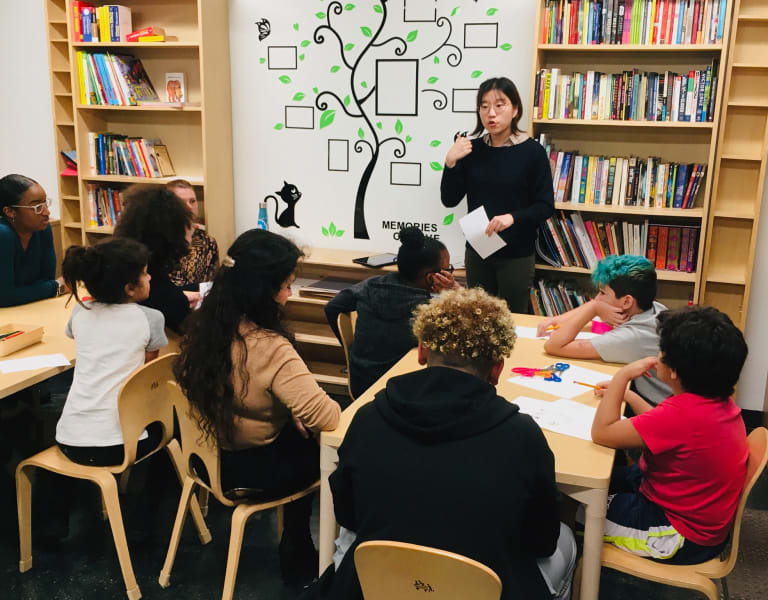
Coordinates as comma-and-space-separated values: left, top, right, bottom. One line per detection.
541, 140, 706, 208
538, 211, 700, 272
533, 63, 718, 122
87, 133, 176, 178
72, 3, 131, 42
530, 280, 589, 317
76, 52, 159, 105
542, 0, 728, 46
86, 184, 122, 227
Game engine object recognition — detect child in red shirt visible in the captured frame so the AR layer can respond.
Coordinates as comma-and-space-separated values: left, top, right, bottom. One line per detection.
591, 306, 748, 563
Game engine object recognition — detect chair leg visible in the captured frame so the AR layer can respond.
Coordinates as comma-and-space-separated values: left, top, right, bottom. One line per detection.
15, 464, 33, 573
221, 504, 253, 600
163, 442, 211, 544
96, 472, 141, 600
276, 505, 284, 543
198, 488, 209, 517
721, 576, 730, 600
159, 476, 196, 589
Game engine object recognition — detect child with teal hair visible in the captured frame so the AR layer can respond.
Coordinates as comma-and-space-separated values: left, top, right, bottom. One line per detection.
537, 254, 672, 406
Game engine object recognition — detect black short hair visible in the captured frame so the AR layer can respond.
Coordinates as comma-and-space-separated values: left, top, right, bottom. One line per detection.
657, 306, 747, 399
0, 174, 38, 217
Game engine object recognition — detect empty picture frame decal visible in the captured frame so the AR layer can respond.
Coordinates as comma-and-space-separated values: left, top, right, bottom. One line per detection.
375, 59, 419, 116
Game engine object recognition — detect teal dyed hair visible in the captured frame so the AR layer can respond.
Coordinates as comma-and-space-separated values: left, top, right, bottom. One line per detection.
591, 255, 657, 310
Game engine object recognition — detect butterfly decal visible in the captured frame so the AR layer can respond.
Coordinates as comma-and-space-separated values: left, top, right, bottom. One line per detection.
255, 18, 271, 42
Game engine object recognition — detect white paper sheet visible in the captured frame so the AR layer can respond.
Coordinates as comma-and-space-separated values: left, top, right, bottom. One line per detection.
0, 353, 71, 374
512, 396, 597, 441
459, 206, 507, 259
515, 327, 599, 341
508, 364, 609, 399
196, 281, 213, 309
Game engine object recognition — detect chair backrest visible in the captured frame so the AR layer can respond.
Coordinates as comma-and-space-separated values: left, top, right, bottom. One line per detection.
337, 311, 357, 398
163, 359, 233, 506
354, 540, 502, 600
718, 426, 768, 575
115, 353, 178, 470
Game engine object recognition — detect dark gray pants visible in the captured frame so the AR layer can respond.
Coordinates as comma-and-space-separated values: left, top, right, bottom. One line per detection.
465, 246, 535, 314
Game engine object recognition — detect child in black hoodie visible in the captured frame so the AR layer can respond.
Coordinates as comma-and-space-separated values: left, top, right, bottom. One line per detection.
325, 226, 458, 397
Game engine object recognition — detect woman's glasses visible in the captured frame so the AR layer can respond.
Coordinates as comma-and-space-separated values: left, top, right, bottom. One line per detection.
10, 198, 52, 215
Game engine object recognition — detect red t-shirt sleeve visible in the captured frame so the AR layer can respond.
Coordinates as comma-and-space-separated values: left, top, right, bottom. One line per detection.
631, 399, 684, 455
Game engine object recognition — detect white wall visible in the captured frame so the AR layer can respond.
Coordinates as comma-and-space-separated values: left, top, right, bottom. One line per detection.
0, 2, 59, 219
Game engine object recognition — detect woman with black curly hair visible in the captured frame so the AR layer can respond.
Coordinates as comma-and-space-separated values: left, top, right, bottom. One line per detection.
174, 229, 341, 583
114, 184, 194, 333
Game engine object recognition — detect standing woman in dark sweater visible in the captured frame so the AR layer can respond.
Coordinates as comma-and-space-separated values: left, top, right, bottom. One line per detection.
0, 174, 66, 307
114, 185, 195, 334
441, 77, 554, 313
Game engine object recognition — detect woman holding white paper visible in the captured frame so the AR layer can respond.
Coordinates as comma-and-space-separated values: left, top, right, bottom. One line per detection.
441, 77, 554, 313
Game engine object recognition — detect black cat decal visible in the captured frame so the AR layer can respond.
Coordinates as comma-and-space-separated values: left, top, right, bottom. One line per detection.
264, 181, 301, 228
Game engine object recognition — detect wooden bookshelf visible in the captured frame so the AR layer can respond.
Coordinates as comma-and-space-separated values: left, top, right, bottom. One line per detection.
700, 0, 768, 329
43, 0, 234, 251
529, 1, 735, 310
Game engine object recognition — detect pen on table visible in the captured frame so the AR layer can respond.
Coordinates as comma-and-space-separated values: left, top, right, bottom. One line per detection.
1, 331, 24, 341
0, 330, 21, 340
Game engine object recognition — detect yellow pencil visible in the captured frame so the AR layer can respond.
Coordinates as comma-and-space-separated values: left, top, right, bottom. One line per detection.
574, 381, 603, 390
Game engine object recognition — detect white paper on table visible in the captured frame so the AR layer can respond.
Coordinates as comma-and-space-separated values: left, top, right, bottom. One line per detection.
458, 206, 507, 259
0, 353, 71, 374
512, 396, 597, 441
508, 364, 609, 399
196, 281, 213, 309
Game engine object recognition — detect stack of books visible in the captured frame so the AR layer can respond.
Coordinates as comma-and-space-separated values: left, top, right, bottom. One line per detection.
88, 133, 174, 178
542, 0, 728, 45
538, 211, 700, 272
530, 279, 590, 317
76, 52, 159, 105
533, 62, 719, 122
86, 184, 123, 227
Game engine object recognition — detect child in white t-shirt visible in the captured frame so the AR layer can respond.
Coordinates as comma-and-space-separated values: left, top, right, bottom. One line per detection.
57, 237, 167, 466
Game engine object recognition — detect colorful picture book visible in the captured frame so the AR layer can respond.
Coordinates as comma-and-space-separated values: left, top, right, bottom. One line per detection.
88, 133, 169, 178
86, 184, 123, 228
77, 52, 159, 106
542, 0, 728, 45
533, 61, 719, 122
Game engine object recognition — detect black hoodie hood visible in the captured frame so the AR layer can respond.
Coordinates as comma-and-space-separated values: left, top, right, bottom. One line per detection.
373, 366, 520, 443
362, 272, 430, 320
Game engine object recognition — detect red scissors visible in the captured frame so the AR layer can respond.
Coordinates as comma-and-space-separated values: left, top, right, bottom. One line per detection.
511, 367, 554, 378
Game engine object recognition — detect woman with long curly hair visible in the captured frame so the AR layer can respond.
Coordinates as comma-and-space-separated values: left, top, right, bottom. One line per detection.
174, 229, 341, 584
114, 184, 195, 333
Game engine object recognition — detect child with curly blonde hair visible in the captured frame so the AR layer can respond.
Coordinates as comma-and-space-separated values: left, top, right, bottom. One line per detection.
303, 288, 576, 600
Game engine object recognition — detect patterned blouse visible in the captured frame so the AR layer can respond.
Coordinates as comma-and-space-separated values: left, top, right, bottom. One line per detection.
169, 226, 219, 287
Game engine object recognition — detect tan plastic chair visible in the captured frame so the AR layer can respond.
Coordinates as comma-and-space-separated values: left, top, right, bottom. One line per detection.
337, 311, 357, 399
15, 353, 211, 600
582, 426, 768, 600
158, 382, 320, 600
354, 540, 502, 600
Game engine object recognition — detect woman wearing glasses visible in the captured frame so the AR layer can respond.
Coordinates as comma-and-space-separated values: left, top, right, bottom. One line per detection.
441, 77, 555, 314
0, 174, 66, 307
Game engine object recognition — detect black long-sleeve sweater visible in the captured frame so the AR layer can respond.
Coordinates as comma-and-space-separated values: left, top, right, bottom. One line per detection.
441, 137, 555, 258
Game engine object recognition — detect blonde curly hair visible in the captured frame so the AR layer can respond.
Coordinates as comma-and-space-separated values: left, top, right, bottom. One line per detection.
412, 287, 517, 370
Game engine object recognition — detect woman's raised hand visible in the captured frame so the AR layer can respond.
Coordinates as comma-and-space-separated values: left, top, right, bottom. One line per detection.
445, 136, 473, 168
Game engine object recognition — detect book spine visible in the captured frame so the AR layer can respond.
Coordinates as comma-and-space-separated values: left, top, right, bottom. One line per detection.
646, 224, 659, 262
679, 226, 691, 271
585, 220, 605, 258
666, 226, 681, 269
687, 227, 699, 271
655, 225, 669, 269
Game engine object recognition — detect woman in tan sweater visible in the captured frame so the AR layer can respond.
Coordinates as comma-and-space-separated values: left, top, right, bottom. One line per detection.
175, 229, 340, 584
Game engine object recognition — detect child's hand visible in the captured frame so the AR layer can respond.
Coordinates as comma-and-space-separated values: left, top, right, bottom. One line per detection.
618, 356, 657, 381
292, 415, 310, 439
431, 270, 460, 293
593, 300, 630, 327
536, 317, 559, 338
593, 380, 612, 397
183, 290, 201, 308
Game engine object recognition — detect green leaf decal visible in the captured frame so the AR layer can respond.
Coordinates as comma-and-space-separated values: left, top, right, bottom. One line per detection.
427, 76, 439, 84
471, 70, 483, 78
361, 81, 368, 88
330, 65, 341, 73
344, 3, 355, 10
451, 6, 459, 16
336, 229, 345, 237
293, 92, 305, 101
487, 8, 499, 16
319, 109, 336, 129
376, 122, 382, 130
434, 56, 440, 64
293, 23, 299, 31
278, 75, 292, 84
315, 12, 326, 19
329, 222, 337, 236
343, 95, 350, 106
300, 39, 311, 47
274, 123, 284, 130
430, 162, 444, 171
313, 87, 319, 94
299, 54, 305, 61
405, 135, 412, 143
357, 127, 365, 139
500, 43, 512, 51
361, 26, 372, 37
344, 43, 355, 51
259, 57, 265, 64
322, 227, 329, 237
373, 4, 383, 14
406, 30, 418, 42
395, 119, 403, 134
430, 140, 442, 147
443, 213, 454, 226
